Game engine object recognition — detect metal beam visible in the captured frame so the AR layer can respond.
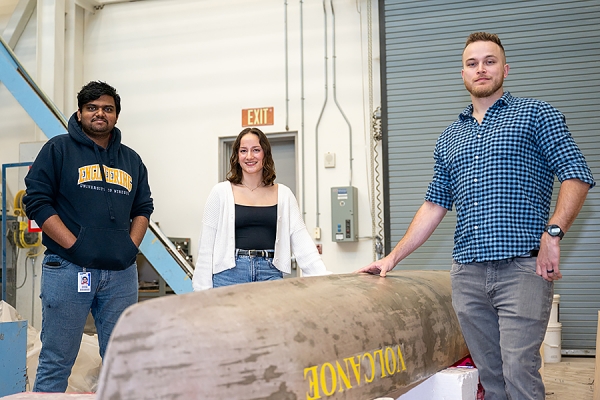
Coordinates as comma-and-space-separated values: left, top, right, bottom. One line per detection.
1, 0, 36, 49
74, 0, 102, 14
0, 35, 67, 137
139, 220, 194, 294
98, 0, 140, 4
37, 0, 66, 112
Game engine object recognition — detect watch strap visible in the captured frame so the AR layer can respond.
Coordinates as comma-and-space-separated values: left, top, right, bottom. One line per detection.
544, 224, 564, 240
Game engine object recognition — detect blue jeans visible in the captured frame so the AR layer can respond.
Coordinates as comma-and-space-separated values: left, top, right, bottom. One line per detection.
33, 253, 138, 393
213, 252, 282, 288
451, 257, 553, 400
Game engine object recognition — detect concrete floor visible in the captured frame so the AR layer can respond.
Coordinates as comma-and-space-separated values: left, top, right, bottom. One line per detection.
544, 357, 596, 400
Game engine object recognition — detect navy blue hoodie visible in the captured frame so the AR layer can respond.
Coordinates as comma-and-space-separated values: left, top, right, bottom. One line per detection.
24, 112, 154, 270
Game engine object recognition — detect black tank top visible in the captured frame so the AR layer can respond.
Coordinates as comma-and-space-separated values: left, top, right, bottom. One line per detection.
235, 204, 277, 249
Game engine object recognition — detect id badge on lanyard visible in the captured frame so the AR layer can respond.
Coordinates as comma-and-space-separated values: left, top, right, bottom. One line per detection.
78, 270, 91, 293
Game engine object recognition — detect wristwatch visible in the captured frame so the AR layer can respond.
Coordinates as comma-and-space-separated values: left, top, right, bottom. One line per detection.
544, 224, 564, 240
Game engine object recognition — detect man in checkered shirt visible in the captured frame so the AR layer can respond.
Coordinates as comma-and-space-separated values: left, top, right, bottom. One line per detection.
358, 32, 595, 400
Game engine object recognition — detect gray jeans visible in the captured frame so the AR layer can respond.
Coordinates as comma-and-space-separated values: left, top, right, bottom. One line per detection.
451, 257, 553, 400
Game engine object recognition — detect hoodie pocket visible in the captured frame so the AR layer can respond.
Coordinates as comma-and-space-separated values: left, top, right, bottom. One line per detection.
67, 226, 139, 270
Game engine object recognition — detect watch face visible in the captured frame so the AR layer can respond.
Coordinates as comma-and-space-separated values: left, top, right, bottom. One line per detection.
548, 226, 561, 235
546, 224, 564, 238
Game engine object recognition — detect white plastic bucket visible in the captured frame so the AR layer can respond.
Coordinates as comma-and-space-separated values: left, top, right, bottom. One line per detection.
543, 323, 562, 363
549, 294, 560, 324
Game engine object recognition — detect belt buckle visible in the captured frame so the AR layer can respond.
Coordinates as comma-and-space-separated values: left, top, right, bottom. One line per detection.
240, 249, 271, 257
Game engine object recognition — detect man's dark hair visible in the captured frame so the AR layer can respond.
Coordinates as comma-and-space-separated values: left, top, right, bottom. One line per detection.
464, 32, 505, 58
77, 81, 121, 116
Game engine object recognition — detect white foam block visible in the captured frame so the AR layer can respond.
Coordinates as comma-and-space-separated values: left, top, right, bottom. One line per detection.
397, 367, 479, 400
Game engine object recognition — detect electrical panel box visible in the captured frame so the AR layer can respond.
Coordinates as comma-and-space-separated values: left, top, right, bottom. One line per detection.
331, 186, 358, 242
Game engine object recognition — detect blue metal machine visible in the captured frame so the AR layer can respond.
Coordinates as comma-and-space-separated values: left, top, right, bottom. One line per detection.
1, 162, 33, 308
0, 319, 27, 397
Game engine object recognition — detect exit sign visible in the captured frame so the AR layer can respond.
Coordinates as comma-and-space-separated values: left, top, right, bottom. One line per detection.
242, 107, 274, 127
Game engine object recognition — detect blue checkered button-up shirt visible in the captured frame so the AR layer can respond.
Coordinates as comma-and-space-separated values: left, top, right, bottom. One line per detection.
425, 92, 595, 263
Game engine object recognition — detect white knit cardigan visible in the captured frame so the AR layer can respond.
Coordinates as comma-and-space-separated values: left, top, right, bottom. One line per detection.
192, 181, 328, 291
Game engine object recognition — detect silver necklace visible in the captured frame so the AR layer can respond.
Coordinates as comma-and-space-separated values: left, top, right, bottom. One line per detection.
241, 181, 262, 191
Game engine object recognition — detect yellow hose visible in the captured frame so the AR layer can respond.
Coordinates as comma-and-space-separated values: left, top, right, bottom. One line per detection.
12, 190, 41, 248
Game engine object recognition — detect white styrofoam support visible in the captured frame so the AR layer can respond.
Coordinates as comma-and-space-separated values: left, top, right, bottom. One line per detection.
396, 367, 479, 400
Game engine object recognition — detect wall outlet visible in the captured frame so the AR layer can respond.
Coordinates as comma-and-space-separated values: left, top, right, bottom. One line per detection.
314, 227, 321, 240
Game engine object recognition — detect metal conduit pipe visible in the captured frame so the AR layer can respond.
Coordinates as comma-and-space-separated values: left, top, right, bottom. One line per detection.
299, 0, 306, 216
365, 0, 384, 259
314, 0, 330, 228
362, 0, 377, 258
330, 0, 353, 186
284, 0, 290, 131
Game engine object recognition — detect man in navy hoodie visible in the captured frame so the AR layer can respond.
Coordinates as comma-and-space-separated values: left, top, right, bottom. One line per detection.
24, 81, 154, 392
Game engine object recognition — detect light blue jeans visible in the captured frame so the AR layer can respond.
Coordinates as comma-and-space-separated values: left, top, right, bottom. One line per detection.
451, 257, 553, 400
213, 252, 282, 288
33, 253, 138, 393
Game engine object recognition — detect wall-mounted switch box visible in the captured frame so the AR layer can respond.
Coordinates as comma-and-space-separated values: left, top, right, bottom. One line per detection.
331, 186, 358, 242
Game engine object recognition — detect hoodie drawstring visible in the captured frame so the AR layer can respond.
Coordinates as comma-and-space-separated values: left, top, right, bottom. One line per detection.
94, 145, 116, 221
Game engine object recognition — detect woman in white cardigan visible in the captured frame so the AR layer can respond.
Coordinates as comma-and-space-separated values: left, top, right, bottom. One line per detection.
192, 127, 329, 291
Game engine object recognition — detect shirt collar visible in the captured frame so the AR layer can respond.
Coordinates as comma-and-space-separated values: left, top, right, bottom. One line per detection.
459, 91, 514, 121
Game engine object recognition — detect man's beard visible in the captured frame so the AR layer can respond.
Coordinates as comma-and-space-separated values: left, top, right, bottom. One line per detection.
465, 77, 503, 98
82, 119, 112, 137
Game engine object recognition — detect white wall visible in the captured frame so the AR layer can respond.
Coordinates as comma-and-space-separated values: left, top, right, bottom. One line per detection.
80, 0, 382, 272
1, 0, 382, 322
